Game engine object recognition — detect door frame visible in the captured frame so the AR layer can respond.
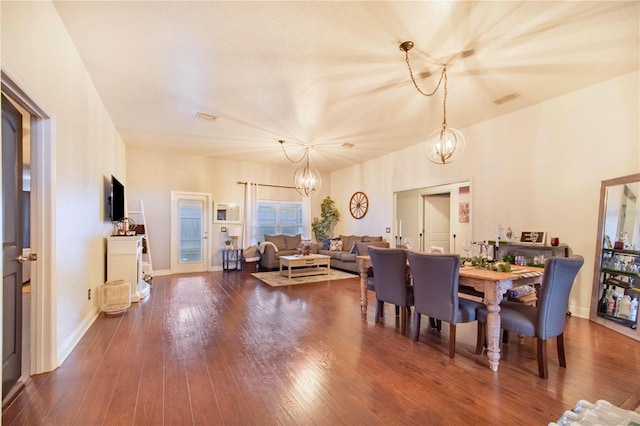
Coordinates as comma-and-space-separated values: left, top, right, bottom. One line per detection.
395, 179, 472, 254
170, 191, 211, 273
2, 71, 57, 378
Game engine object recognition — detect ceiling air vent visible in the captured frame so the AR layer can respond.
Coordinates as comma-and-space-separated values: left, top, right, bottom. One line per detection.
494, 93, 521, 106
196, 112, 217, 122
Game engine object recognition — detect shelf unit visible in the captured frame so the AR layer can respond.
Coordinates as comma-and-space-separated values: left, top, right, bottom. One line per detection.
592, 248, 639, 332
222, 249, 242, 271
107, 235, 151, 302
489, 241, 569, 265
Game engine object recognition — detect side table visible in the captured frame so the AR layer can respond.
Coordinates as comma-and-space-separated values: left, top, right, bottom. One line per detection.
222, 249, 242, 271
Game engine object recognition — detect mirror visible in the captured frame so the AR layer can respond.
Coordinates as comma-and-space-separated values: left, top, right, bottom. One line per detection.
602, 178, 640, 249
214, 202, 242, 224
590, 173, 640, 339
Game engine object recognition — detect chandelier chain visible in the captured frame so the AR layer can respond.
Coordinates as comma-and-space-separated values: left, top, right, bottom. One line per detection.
404, 51, 446, 98
404, 51, 449, 130
279, 140, 307, 164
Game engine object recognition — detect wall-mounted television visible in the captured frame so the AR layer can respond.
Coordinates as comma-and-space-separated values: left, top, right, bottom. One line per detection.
109, 175, 125, 222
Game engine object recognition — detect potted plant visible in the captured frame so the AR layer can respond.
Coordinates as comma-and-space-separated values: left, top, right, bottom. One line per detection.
224, 239, 233, 250
311, 196, 340, 242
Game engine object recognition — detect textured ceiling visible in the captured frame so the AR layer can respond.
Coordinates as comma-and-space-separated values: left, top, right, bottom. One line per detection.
53, 1, 639, 172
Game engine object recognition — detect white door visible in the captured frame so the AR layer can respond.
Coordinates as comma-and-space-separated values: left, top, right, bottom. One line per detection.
423, 194, 451, 253
171, 192, 210, 273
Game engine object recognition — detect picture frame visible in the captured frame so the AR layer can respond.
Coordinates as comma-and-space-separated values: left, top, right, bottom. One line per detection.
458, 202, 469, 223
519, 231, 547, 245
213, 202, 242, 224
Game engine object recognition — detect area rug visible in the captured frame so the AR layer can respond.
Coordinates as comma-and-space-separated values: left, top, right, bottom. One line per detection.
251, 269, 358, 287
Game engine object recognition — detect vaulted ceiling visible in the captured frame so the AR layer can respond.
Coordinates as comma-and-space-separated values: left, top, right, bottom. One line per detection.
53, 1, 639, 172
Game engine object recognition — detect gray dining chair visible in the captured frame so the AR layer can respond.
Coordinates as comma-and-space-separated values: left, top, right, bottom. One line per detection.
475, 255, 584, 378
368, 246, 414, 335
406, 251, 484, 358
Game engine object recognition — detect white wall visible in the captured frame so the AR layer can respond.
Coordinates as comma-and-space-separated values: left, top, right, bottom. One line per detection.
330, 71, 640, 318
126, 147, 330, 272
1, 1, 127, 365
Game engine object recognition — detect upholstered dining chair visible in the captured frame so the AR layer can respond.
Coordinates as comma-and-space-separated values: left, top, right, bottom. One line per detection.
406, 251, 484, 358
475, 255, 584, 378
367, 246, 414, 335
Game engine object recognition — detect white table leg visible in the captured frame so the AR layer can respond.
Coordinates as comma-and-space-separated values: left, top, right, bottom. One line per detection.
483, 284, 504, 372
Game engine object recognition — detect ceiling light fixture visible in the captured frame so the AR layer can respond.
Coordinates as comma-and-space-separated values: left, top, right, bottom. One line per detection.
400, 41, 465, 165
279, 140, 321, 197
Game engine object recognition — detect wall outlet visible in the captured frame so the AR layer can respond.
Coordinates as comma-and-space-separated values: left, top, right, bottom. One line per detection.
88, 289, 91, 300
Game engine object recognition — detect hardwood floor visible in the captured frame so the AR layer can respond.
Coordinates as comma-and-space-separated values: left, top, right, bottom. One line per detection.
3, 270, 640, 425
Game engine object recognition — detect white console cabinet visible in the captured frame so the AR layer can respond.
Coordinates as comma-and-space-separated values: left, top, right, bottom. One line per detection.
107, 235, 150, 302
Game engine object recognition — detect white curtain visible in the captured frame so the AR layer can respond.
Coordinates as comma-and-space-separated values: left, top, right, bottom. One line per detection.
302, 195, 312, 241
243, 183, 259, 247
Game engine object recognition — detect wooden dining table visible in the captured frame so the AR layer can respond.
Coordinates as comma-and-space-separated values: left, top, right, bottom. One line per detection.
356, 255, 544, 372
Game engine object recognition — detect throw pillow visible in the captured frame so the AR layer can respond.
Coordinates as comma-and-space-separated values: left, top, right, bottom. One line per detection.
355, 241, 388, 255
362, 235, 383, 242
323, 239, 331, 250
264, 234, 286, 250
329, 239, 343, 251
284, 234, 301, 250
297, 240, 312, 256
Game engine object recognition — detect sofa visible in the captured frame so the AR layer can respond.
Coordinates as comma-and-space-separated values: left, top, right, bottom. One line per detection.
317, 235, 389, 273
258, 234, 318, 270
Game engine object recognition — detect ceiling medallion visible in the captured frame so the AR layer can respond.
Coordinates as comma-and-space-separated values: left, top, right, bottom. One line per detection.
349, 191, 369, 219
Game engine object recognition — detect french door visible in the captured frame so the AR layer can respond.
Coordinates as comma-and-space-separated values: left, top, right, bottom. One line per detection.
170, 192, 210, 273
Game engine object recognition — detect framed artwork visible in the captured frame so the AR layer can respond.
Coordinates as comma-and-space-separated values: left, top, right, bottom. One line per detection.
520, 231, 547, 245
458, 202, 469, 223
213, 202, 242, 224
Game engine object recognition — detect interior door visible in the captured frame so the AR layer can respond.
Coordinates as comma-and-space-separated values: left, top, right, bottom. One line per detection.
170, 192, 209, 273
2, 93, 23, 398
423, 194, 451, 253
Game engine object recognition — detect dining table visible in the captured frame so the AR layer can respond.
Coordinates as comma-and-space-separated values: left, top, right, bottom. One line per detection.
356, 255, 544, 372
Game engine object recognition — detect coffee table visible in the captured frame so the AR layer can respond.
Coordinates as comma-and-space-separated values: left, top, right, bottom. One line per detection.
279, 254, 331, 279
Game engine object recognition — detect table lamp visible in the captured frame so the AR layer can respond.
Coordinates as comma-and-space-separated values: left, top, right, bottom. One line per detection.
227, 226, 241, 249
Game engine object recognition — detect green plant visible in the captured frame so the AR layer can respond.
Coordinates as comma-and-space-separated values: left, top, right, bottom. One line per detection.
225, 240, 232, 246
311, 196, 340, 242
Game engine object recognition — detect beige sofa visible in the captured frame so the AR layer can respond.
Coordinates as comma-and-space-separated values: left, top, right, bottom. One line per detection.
258, 234, 318, 270
318, 235, 388, 273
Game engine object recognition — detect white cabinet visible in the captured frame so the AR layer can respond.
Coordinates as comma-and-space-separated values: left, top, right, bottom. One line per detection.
107, 236, 150, 302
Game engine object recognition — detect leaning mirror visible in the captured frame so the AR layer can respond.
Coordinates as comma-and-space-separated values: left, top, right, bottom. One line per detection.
590, 173, 640, 341
214, 202, 242, 224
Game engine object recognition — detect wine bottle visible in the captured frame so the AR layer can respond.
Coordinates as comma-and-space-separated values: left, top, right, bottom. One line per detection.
598, 285, 609, 314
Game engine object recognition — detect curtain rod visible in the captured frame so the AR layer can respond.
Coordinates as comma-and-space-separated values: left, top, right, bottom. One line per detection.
237, 181, 296, 190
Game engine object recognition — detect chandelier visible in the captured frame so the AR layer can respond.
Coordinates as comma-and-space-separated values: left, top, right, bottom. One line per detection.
400, 41, 465, 165
279, 140, 321, 196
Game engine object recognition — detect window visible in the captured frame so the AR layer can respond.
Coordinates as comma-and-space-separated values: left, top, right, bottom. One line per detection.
256, 201, 303, 239
179, 200, 203, 263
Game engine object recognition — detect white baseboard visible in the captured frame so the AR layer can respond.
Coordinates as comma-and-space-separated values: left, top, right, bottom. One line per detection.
57, 308, 100, 366
568, 304, 589, 319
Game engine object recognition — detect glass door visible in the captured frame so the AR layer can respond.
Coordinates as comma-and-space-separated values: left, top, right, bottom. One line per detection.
171, 192, 210, 273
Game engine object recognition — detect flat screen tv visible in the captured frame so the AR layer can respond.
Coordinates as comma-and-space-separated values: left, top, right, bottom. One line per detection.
109, 175, 125, 222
